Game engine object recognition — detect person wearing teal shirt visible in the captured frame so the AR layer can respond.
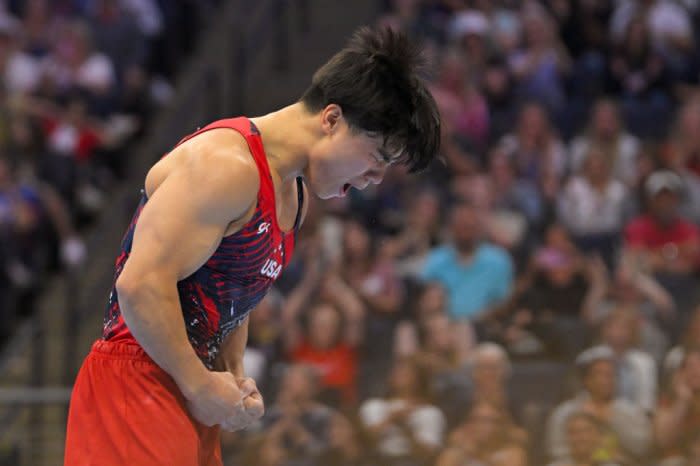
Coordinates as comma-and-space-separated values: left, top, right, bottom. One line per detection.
422, 201, 513, 320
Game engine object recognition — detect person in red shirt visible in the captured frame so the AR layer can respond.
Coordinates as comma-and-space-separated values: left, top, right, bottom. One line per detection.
282, 261, 365, 407
624, 170, 700, 307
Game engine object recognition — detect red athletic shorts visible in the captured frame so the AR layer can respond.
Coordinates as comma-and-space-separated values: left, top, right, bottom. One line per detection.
64, 340, 222, 466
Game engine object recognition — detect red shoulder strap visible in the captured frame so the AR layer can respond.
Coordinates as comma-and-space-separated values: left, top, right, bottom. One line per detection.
161, 118, 276, 217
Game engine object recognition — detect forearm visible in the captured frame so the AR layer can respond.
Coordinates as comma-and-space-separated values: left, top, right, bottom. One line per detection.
117, 276, 209, 398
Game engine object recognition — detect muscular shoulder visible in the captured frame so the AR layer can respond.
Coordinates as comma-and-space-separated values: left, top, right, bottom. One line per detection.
156, 128, 260, 224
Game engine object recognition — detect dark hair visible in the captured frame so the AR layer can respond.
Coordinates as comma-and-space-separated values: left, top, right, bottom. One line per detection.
301, 27, 441, 172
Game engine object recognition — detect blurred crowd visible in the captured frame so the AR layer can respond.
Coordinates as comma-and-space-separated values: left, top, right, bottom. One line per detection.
0, 0, 220, 343
221, 1, 700, 466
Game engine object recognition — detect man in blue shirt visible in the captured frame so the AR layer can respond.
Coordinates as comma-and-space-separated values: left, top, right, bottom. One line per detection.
422, 200, 513, 320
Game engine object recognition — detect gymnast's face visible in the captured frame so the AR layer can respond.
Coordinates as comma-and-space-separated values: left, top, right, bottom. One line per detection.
306, 104, 393, 199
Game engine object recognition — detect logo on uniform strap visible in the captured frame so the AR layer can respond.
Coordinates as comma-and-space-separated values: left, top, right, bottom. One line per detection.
257, 222, 271, 234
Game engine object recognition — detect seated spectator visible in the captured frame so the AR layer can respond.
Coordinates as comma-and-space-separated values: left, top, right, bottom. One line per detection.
0, 14, 41, 95
610, 0, 695, 82
395, 312, 474, 427
282, 261, 364, 407
499, 101, 567, 190
548, 411, 631, 466
607, 15, 671, 138
662, 99, 700, 224
318, 413, 372, 466
666, 306, 700, 374
390, 187, 443, 277
436, 401, 527, 466
557, 146, 632, 264
0, 155, 84, 317
482, 56, 517, 144
448, 10, 491, 79
624, 170, 700, 309
569, 98, 641, 187
259, 364, 336, 465
422, 200, 513, 322
359, 356, 446, 466
655, 348, 700, 464
339, 217, 404, 397
511, 224, 591, 358
88, 0, 148, 77
488, 147, 544, 234
546, 347, 653, 462
584, 256, 674, 363
429, 49, 489, 148
508, 4, 571, 117
41, 19, 117, 115
587, 307, 658, 413
672, 99, 700, 180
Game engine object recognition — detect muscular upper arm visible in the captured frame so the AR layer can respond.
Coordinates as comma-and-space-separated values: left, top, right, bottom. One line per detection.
118, 136, 259, 290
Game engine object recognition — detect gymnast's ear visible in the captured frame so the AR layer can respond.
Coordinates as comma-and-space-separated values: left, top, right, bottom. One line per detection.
320, 103, 343, 135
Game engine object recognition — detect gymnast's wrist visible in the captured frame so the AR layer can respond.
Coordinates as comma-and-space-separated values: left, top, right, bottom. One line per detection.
172, 356, 212, 400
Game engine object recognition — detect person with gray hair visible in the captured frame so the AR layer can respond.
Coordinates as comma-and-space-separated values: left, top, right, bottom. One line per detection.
546, 347, 652, 463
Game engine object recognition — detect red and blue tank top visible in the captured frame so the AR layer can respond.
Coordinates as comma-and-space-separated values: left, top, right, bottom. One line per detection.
102, 117, 302, 368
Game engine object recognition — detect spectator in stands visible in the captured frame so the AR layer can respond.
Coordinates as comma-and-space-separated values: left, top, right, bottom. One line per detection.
0, 154, 84, 315
584, 256, 674, 363
42, 19, 117, 115
260, 364, 336, 465
403, 312, 474, 376
448, 10, 491, 85
0, 14, 41, 95
488, 147, 544, 233
624, 170, 700, 309
282, 265, 364, 407
318, 413, 371, 466
666, 306, 700, 374
587, 307, 658, 413
513, 223, 591, 358
482, 56, 517, 144
339, 217, 404, 397
557, 145, 632, 263
464, 343, 513, 408
664, 99, 700, 179
548, 411, 630, 466
508, 4, 571, 117
18, 0, 53, 59
608, 15, 671, 137
429, 49, 489, 148
569, 99, 641, 187
88, 0, 147, 77
662, 98, 700, 224
610, 0, 695, 82
546, 346, 653, 462
359, 356, 445, 466
498, 102, 567, 210
436, 401, 527, 466
395, 312, 474, 427
655, 348, 700, 464
422, 200, 513, 323
390, 187, 443, 276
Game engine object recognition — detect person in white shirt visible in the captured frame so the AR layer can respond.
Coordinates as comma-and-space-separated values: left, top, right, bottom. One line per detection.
360, 356, 446, 466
